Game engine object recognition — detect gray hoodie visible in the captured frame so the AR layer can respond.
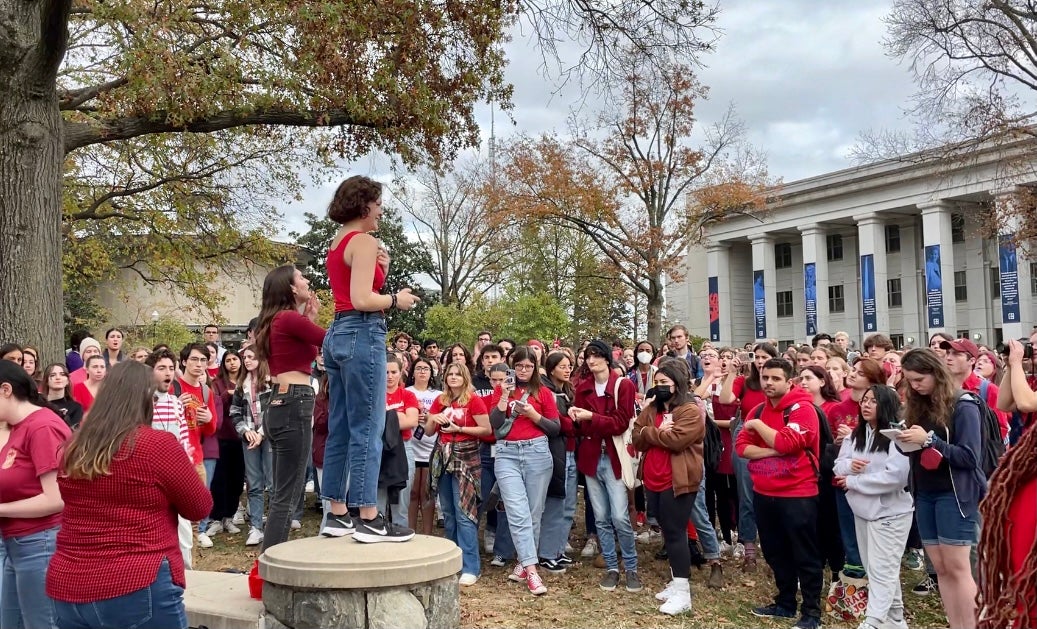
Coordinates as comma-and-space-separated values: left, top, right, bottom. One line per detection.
834, 424, 913, 521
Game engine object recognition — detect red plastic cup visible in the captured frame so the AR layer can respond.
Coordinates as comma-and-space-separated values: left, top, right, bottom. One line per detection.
248, 560, 263, 600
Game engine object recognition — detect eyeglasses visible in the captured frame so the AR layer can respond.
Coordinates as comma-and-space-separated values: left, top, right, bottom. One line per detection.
186, 356, 208, 363
514, 363, 535, 371
414, 366, 431, 372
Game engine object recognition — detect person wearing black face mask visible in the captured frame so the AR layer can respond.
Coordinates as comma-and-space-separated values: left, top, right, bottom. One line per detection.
631, 358, 705, 616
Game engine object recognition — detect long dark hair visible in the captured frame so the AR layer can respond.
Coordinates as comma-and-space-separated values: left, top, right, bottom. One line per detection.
0, 360, 58, 414
254, 264, 299, 361
509, 346, 543, 396
900, 348, 956, 429
237, 346, 271, 390
217, 350, 242, 389
442, 343, 473, 371
545, 351, 575, 401
43, 363, 73, 401
655, 357, 693, 409
745, 342, 778, 391
800, 365, 840, 403
61, 361, 155, 480
407, 357, 439, 389
853, 384, 899, 453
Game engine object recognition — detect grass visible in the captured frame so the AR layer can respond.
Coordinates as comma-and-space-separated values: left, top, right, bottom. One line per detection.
194, 497, 949, 628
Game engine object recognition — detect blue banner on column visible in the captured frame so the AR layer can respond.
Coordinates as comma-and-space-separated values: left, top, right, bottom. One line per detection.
861, 254, 876, 332
999, 234, 1020, 324
924, 244, 944, 328
804, 263, 817, 337
753, 270, 767, 339
708, 276, 720, 341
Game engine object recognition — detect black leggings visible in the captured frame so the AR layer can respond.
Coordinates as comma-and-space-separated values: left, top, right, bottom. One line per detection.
645, 488, 696, 578
706, 471, 736, 545
209, 438, 246, 521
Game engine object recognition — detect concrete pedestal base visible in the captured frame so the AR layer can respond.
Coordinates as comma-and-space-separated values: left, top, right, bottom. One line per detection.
259, 535, 462, 629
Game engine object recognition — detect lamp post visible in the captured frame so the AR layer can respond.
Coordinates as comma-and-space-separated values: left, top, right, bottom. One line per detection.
151, 311, 159, 347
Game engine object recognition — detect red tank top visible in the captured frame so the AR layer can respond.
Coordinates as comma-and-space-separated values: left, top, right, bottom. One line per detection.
328, 231, 386, 312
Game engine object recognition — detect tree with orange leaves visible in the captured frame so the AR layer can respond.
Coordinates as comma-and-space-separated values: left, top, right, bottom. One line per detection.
500, 54, 776, 342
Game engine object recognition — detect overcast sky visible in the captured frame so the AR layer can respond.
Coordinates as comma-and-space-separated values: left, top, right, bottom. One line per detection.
278, 0, 919, 235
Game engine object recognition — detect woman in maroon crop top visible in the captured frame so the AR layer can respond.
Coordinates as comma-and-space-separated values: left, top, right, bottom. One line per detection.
319, 175, 421, 543
252, 264, 326, 551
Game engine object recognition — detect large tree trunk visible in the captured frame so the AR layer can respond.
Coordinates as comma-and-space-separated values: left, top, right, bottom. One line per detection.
0, 0, 71, 364
646, 279, 664, 348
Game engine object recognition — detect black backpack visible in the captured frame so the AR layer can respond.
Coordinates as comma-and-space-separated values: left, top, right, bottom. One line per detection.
752, 401, 835, 483
703, 415, 723, 472
957, 387, 1005, 479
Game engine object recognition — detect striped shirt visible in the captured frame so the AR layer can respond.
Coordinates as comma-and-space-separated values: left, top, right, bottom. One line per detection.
152, 392, 195, 464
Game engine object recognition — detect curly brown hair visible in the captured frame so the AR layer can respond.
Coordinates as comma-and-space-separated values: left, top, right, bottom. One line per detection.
976, 424, 1037, 628
900, 348, 956, 429
327, 175, 382, 224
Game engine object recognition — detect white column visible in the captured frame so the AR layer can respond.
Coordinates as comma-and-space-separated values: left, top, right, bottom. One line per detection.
750, 234, 775, 342
706, 243, 732, 344
993, 190, 1032, 340
899, 223, 925, 347
855, 213, 889, 335
799, 224, 829, 340
919, 201, 957, 334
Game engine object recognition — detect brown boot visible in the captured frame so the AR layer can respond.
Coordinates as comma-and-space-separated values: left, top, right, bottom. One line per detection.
741, 555, 757, 573
708, 561, 724, 589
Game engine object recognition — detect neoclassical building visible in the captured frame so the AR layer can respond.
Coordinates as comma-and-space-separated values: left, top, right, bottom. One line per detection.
671, 139, 1037, 349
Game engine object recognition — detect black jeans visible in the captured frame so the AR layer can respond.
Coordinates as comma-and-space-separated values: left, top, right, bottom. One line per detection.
209, 438, 246, 521
645, 488, 696, 579
817, 482, 845, 577
706, 471, 737, 545
262, 384, 314, 551
754, 492, 823, 619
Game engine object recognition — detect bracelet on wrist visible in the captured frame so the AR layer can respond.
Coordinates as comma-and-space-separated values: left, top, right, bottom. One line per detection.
390, 293, 398, 309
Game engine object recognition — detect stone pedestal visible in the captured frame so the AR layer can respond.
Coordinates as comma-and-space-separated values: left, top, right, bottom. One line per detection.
259, 535, 462, 629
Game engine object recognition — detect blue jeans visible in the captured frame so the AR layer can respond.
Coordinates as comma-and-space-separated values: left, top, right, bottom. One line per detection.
690, 466, 721, 560
439, 475, 480, 576
198, 458, 218, 534
730, 417, 758, 544
377, 439, 415, 527
493, 437, 553, 567
492, 503, 515, 560
835, 489, 863, 568
55, 559, 187, 629
242, 438, 273, 530
480, 443, 496, 531
3, 527, 58, 629
322, 313, 387, 509
585, 453, 638, 573
539, 450, 577, 559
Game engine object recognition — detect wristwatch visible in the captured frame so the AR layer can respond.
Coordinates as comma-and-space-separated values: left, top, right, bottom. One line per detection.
923, 430, 935, 448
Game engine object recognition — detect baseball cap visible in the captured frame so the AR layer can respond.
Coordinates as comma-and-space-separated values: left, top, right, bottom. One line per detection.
939, 338, 979, 359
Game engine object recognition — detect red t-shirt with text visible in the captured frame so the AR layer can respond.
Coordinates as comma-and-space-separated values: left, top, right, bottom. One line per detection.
387, 387, 421, 441
0, 408, 71, 537
488, 386, 560, 441
429, 396, 489, 443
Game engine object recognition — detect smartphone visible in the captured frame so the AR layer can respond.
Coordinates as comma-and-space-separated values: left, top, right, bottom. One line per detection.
738, 352, 751, 363
505, 369, 516, 387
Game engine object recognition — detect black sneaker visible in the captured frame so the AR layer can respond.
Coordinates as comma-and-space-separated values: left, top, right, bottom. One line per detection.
555, 553, 575, 567
599, 570, 620, 591
353, 514, 415, 543
540, 557, 567, 574
320, 513, 355, 537
793, 615, 822, 629
625, 570, 643, 592
751, 604, 797, 619
911, 574, 938, 596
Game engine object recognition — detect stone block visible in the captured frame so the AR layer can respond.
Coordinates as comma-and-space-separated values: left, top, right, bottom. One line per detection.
425, 577, 460, 629
293, 589, 366, 629
368, 589, 427, 629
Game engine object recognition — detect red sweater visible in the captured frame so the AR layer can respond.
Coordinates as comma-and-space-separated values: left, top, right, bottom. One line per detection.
267, 310, 326, 376
573, 373, 637, 479
735, 387, 819, 498
47, 428, 212, 602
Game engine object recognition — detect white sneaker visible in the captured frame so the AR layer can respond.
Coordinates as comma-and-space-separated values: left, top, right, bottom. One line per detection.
719, 541, 733, 556
305, 480, 315, 493
659, 589, 692, 615
205, 521, 223, 536
565, 542, 574, 554
581, 538, 599, 558
232, 507, 247, 525
655, 580, 679, 602
222, 518, 241, 535
197, 532, 213, 549
732, 542, 745, 558
483, 529, 495, 554
459, 573, 479, 586
246, 527, 264, 546
291, 520, 302, 530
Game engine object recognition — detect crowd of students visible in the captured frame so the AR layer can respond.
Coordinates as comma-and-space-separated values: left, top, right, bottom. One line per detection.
0, 174, 1032, 629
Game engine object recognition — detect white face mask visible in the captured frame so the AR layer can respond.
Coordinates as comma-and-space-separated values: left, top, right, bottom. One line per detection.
637, 351, 653, 365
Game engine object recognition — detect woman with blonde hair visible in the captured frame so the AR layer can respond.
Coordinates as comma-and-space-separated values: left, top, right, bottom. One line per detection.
47, 361, 212, 629
426, 362, 490, 586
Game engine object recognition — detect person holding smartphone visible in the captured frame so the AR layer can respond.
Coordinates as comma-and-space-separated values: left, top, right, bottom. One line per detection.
896, 349, 985, 629
833, 385, 912, 629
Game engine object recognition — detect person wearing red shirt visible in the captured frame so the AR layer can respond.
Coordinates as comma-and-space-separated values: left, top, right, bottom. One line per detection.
0, 361, 71, 629
939, 338, 1010, 438
178, 342, 220, 545
696, 348, 739, 553
736, 357, 823, 629
425, 363, 490, 586
72, 354, 106, 415
632, 359, 705, 616
571, 340, 641, 594
488, 346, 560, 596
719, 342, 779, 571
379, 355, 420, 528
47, 361, 212, 629
321, 176, 420, 543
